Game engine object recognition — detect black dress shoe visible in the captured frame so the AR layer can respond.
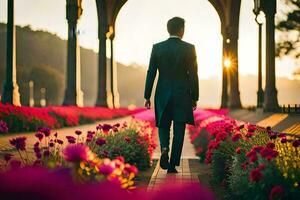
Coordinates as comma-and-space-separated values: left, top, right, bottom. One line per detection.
167, 167, 178, 173
160, 148, 169, 170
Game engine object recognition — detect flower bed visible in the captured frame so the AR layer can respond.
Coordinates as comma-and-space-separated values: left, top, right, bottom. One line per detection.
0, 103, 145, 133
187, 109, 300, 199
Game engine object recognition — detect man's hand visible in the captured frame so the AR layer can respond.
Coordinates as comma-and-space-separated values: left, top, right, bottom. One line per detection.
145, 99, 151, 109
192, 100, 197, 111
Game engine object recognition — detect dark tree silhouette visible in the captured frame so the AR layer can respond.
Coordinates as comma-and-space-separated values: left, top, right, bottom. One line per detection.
276, 0, 300, 58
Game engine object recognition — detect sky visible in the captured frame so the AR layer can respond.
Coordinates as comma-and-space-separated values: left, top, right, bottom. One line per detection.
0, 0, 298, 80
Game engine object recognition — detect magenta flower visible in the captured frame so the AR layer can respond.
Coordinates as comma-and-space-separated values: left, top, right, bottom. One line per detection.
37, 127, 51, 137
75, 130, 82, 136
99, 164, 114, 175
292, 140, 300, 148
62, 144, 90, 162
4, 153, 13, 162
0, 120, 8, 133
66, 136, 76, 144
54, 139, 64, 145
96, 124, 113, 134
35, 132, 44, 141
10, 160, 21, 169
96, 138, 106, 146
9, 136, 27, 151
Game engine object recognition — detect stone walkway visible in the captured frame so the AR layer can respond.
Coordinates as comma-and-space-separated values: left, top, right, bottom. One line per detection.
148, 127, 200, 191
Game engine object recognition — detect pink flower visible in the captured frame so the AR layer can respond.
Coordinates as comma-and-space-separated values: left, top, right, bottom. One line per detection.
62, 144, 90, 162
124, 165, 138, 175
249, 168, 263, 182
9, 137, 27, 151
269, 185, 284, 200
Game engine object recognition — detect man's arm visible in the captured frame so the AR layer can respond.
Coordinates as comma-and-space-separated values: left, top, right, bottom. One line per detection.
144, 45, 158, 108
189, 45, 199, 104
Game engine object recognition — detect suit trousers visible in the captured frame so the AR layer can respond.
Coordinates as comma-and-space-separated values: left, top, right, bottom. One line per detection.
158, 121, 186, 166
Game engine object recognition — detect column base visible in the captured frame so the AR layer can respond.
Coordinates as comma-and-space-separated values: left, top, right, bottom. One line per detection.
257, 89, 264, 108
1, 83, 21, 106
63, 89, 84, 107
113, 91, 120, 108
263, 88, 279, 112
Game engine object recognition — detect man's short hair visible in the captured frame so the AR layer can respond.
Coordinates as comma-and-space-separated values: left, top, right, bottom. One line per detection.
167, 17, 185, 35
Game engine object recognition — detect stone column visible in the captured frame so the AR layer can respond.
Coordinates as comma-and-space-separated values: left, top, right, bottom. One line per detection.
2, 0, 20, 106
108, 26, 120, 108
226, 27, 242, 109
63, 0, 83, 106
95, 0, 111, 107
257, 22, 264, 108
262, 0, 279, 111
221, 36, 228, 108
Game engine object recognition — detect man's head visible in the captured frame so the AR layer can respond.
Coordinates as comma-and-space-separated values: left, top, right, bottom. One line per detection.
167, 17, 185, 38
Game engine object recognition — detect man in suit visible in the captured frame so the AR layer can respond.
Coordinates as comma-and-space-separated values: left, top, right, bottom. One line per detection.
144, 17, 199, 173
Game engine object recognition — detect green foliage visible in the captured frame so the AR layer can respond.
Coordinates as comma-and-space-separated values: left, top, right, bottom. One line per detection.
210, 139, 238, 188
93, 129, 151, 170
276, 0, 300, 58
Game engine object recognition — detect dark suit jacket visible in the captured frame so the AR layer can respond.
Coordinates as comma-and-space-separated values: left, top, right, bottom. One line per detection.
144, 37, 199, 127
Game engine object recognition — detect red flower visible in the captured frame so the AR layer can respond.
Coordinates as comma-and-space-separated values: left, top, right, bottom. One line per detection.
241, 161, 249, 170
249, 155, 258, 163
260, 147, 278, 160
269, 185, 284, 200
124, 136, 131, 143
231, 133, 242, 142
9, 136, 27, 151
266, 142, 275, 149
235, 147, 241, 154
0, 120, 8, 133
249, 168, 263, 182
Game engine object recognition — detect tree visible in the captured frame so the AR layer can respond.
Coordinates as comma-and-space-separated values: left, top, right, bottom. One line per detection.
276, 0, 300, 58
